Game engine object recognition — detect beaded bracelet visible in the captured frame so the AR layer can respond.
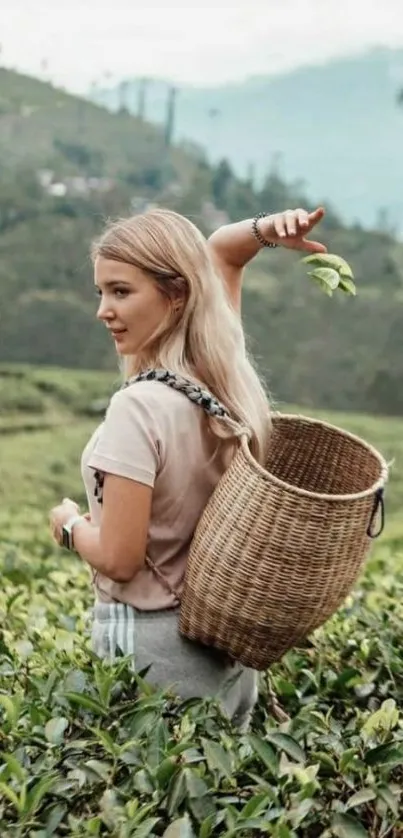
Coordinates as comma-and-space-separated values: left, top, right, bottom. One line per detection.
252, 212, 278, 248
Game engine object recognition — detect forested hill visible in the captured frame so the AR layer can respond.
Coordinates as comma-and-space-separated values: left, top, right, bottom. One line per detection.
0, 68, 402, 417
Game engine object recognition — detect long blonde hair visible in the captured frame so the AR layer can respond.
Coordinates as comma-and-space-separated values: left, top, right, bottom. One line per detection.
91, 208, 271, 463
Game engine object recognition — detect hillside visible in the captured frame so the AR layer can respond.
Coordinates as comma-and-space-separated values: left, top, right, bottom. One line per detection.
1, 69, 403, 417
0, 67, 197, 189
95, 47, 403, 230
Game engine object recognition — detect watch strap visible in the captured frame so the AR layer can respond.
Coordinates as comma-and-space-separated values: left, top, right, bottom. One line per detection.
62, 514, 84, 551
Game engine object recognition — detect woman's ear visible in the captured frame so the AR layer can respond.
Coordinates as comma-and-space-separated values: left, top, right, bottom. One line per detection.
170, 278, 187, 314
172, 297, 185, 313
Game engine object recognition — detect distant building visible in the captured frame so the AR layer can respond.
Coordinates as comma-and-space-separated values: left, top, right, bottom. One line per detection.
36, 169, 114, 197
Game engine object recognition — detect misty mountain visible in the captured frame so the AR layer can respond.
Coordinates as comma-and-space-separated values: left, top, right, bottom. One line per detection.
93, 47, 403, 230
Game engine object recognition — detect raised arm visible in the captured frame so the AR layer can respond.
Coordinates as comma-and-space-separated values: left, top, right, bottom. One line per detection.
208, 207, 327, 312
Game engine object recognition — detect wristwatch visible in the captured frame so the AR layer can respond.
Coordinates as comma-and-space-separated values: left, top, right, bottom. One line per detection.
62, 514, 84, 552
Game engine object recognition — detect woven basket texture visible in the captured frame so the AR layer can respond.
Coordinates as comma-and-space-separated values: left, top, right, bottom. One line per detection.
179, 414, 388, 669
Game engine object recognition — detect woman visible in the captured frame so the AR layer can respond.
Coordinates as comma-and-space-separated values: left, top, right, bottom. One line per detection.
49, 205, 326, 730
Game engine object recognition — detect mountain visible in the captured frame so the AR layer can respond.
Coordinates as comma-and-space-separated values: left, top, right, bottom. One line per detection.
94, 47, 403, 230
0, 67, 197, 190
1, 68, 403, 418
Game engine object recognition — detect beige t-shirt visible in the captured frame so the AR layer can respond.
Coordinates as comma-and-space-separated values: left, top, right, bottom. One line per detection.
81, 380, 225, 610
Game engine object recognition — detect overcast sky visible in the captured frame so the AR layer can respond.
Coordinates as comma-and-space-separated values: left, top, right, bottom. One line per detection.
1, 0, 403, 92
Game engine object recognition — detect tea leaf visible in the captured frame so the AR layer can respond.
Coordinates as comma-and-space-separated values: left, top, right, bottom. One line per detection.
167, 769, 187, 817
162, 815, 195, 838
0, 693, 20, 728
135, 819, 162, 838
302, 252, 354, 278
264, 731, 306, 763
338, 276, 357, 295
24, 774, 59, 819
345, 787, 376, 809
331, 813, 369, 837
63, 691, 106, 715
308, 267, 340, 295
247, 734, 279, 774
364, 742, 403, 766
2, 753, 26, 782
45, 716, 69, 745
376, 783, 400, 816
361, 699, 399, 737
0, 782, 21, 812
202, 738, 232, 778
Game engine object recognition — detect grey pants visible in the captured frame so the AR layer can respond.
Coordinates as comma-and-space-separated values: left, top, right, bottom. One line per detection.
92, 602, 258, 731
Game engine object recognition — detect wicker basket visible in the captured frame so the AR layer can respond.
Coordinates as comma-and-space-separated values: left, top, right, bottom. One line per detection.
127, 370, 388, 671
178, 414, 388, 670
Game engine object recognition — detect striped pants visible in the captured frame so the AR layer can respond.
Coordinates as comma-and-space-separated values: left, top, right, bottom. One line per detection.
92, 602, 258, 731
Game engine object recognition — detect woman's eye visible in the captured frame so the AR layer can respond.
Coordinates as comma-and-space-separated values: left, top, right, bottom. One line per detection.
94, 288, 128, 298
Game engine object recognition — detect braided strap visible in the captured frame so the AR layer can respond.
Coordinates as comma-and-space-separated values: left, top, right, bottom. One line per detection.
125, 368, 231, 419
93, 368, 249, 505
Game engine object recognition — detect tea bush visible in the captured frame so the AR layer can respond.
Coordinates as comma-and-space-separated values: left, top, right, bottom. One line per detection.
1, 366, 402, 836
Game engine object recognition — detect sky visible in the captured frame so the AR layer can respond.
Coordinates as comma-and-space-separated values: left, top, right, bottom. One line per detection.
1, 0, 403, 93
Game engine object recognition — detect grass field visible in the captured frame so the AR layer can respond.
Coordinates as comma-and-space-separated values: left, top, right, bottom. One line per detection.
0, 364, 402, 836
1, 364, 402, 546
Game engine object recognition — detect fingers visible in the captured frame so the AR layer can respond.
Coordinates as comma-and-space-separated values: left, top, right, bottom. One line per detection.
308, 206, 325, 225
272, 214, 287, 238
269, 207, 325, 245
63, 497, 78, 507
284, 211, 297, 236
275, 209, 311, 238
296, 209, 309, 230
273, 210, 304, 238
300, 239, 328, 254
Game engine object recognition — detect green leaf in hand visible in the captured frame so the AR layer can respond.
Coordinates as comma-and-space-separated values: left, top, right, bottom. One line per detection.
302, 252, 354, 278
302, 252, 356, 296
338, 276, 357, 296
308, 267, 340, 296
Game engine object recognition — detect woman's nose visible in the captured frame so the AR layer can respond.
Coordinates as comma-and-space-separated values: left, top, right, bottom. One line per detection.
96, 297, 113, 321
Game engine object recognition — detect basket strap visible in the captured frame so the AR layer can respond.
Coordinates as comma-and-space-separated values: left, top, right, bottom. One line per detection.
93, 368, 239, 505
122, 368, 242, 602
366, 487, 385, 538
124, 368, 232, 420
95, 368, 248, 603
144, 556, 182, 605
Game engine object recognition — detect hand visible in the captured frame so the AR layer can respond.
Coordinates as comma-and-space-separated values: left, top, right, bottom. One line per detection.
260, 206, 327, 253
49, 497, 81, 546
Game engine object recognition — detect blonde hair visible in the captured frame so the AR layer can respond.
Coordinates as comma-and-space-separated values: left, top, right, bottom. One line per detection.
91, 208, 271, 463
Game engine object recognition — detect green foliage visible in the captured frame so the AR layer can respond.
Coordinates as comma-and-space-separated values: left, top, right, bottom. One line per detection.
0, 365, 116, 427
0, 367, 402, 835
0, 376, 45, 415
1, 69, 403, 416
1, 543, 402, 836
0, 68, 194, 186
302, 255, 356, 297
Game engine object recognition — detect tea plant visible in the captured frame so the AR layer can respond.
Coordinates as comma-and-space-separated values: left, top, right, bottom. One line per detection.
1, 367, 402, 836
